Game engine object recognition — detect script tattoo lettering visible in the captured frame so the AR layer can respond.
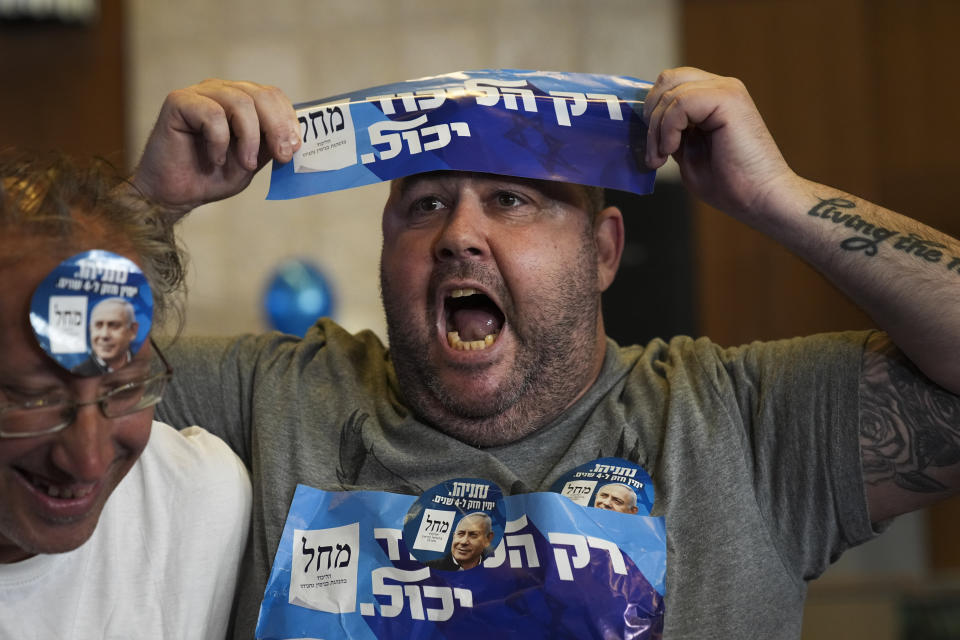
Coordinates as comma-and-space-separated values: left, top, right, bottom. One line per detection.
860, 334, 960, 493
891, 233, 946, 263
808, 198, 960, 272
808, 197, 898, 256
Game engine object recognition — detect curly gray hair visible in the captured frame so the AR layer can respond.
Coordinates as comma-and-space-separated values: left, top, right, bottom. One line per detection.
0, 151, 186, 333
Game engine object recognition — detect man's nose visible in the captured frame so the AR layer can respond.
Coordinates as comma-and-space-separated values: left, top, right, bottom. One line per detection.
50, 404, 115, 481
433, 198, 489, 261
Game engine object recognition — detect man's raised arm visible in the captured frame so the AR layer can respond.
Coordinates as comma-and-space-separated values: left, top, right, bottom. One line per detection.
644, 66, 960, 521
129, 79, 301, 220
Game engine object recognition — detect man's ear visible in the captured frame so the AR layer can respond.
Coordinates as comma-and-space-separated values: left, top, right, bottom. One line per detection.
594, 206, 624, 292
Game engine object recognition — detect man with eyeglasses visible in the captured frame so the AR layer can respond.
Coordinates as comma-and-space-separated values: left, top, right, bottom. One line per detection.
0, 153, 252, 639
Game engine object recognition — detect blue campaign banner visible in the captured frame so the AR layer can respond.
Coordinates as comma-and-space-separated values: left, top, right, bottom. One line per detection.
256, 486, 665, 640
267, 69, 656, 200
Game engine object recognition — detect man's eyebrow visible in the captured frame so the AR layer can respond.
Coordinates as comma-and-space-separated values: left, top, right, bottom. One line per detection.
394, 171, 451, 196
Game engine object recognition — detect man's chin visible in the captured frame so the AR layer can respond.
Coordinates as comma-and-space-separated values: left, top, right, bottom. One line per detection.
424, 380, 517, 422
431, 362, 526, 411
391, 347, 538, 443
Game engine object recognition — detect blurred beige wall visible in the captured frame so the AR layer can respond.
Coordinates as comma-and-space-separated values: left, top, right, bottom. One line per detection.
127, 0, 680, 340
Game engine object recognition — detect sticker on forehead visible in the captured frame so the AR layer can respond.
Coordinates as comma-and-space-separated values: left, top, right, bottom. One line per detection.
550, 457, 655, 516
28, 250, 153, 376
402, 477, 506, 570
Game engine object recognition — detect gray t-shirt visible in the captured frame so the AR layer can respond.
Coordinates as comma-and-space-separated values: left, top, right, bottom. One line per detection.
157, 319, 876, 639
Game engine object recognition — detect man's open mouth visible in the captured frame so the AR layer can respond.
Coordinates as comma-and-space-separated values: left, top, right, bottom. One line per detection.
445, 288, 504, 351
17, 467, 95, 500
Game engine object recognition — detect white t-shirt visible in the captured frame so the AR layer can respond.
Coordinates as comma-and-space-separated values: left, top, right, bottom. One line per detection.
0, 422, 252, 640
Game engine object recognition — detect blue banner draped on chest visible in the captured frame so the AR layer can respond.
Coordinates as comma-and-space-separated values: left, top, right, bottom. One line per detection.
256, 486, 666, 639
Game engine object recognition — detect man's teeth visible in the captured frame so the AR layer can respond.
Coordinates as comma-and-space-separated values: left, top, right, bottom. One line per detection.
450, 288, 479, 298
31, 477, 94, 499
447, 331, 497, 351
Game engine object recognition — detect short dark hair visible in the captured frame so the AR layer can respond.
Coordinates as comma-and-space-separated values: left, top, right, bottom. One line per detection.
582, 185, 606, 218
0, 150, 186, 332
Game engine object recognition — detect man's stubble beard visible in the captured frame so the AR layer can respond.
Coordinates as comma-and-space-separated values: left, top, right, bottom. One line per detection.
380, 238, 602, 447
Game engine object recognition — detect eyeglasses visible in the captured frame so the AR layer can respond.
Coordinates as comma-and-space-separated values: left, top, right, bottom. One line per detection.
0, 338, 173, 439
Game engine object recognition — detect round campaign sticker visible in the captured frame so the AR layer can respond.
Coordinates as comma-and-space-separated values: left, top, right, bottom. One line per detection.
403, 478, 506, 571
29, 250, 153, 376
549, 457, 655, 516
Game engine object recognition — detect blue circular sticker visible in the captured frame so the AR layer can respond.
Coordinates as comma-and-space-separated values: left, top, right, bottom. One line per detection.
402, 478, 506, 571
29, 250, 153, 376
549, 457, 655, 516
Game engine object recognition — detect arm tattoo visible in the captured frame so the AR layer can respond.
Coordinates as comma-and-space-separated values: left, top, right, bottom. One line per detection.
859, 333, 960, 493
809, 197, 960, 273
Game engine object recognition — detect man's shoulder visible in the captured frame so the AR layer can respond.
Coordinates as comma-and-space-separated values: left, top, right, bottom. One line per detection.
134, 421, 251, 506
169, 318, 391, 373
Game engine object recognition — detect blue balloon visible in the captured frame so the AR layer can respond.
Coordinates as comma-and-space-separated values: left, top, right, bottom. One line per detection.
264, 259, 335, 337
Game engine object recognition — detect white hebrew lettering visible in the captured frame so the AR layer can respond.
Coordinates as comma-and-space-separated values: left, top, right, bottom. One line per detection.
416, 89, 446, 110
395, 92, 419, 113
367, 90, 447, 115
507, 533, 540, 568
368, 115, 429, 160
484, 538, 506, 568
548, 532, 590, 581
550, 91, 587, 127
504, 515, 528, 533
453, 587, 473, 608
422, 585, 454, 622
373, 528, 403, 561
403, 584, 425, 620
370, 567, 431, 618
421, 124, 451, 151
368, 94, 398, 115
465, 78, 538, 112
448, 122, 470, 138
587, 536, 627, 575
401, 130, 422, 155
548, 533, 629, 581
587, 93, 624, 121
